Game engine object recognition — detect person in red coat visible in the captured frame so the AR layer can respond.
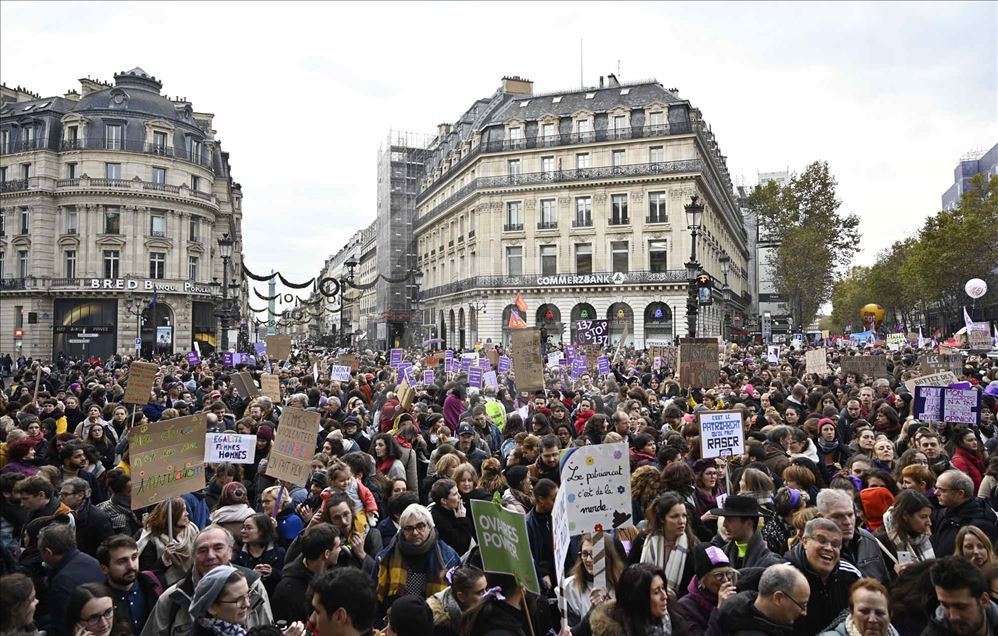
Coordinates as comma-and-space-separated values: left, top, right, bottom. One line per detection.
948, 426, 987, 492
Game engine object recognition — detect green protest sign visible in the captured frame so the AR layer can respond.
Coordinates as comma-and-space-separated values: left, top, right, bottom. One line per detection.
470, 499, 540, 594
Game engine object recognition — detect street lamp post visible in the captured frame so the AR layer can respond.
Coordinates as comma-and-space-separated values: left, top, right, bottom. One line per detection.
469, 299, 486, 347
412, 269, 424, 347
340, 257, 358, 349
684, 194, 705, 339
124, 294, 148, 358
217, 233, 235, 352
719, 253, 731, 340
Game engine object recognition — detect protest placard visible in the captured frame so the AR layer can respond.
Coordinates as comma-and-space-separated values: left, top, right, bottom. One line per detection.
571, 358, 587, 379
425, 355, 440, 368
445, 349, 454, 361
485, 346, 500, 369
559, 442, 634, 534
390, 349, 404, 368
575, 320, 610, 346
498, 355, 512, 374
914, 386, 981, 425
483, 370, 499, 388
129, 414, 207, 509
260, 374, 281, 402
904, 371, 960, 395
423, 370, 434, 386
231, 372, 260, 399
839, 355, 889, 379
331, 365, 351, 382
967, 322, 993, 350
124, 362, 158, 405
397, 380, 415, 411
698, 411, 746, 459
679, 338, 720, 388
336, 354, 359, 371
547, 352, 562, 369
805, 349, 827, 375
266, 408, 321, 485
204, 433, 256, 464
266, 335, 292, 361
886, 333, 907, 351
767, 345, 780, 364
470, 500, 540, 594
597, 355, 611, 376
552, 488, 571, 588
222, 352, 234, 368
919, 354, 963, 376
512, 328, 544, 391
255, 341, 267, 357
468, 366, 483, 389
445, 358, 459, 374
187, 351, 201, 367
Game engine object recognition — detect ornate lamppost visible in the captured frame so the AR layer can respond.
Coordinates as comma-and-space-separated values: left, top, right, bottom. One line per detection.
684, 194, 705, 338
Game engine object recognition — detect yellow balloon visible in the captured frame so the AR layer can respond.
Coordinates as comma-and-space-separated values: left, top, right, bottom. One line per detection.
859, 304, 885, 331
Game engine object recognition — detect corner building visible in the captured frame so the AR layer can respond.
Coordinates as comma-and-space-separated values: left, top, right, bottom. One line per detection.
0, 68, 246, 360
414, 76, 750, 349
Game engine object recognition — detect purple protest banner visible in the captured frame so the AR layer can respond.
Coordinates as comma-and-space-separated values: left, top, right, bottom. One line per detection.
468, 366, 483, 388
565, 345, 576, 361
597, 355, 611, 376
498, 356, 512, 374
390, 349, 404, 368
571, 358, 587, 379
399, 363, 414, 385
461, 357, 472, 372
423, 370, 434, 385
222, 352, 233, 368
255, 341, 267, 357
559, 358, 568, 367
445, 350, 454, 361
483, 370, 499, 388
445, 358, 459, 374
187, 351, 201, 366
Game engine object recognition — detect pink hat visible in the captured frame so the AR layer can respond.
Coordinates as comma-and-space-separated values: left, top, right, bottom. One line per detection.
743, 384, 755, 397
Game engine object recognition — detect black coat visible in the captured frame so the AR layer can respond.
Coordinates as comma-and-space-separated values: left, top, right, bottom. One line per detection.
931, 497, 998, 557
784, 542, 861, 636
432, 504, 474, 557
73, 498, 113, 556
709, 591, 794, 636
45, 549, 105, 636
232, 543, 286, 598
271, 557, 314, 624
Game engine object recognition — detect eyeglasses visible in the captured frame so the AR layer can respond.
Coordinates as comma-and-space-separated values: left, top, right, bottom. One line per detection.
402, 522, 428, 535
709, 569, 738, 582
807, 535, 842, 550
780, 591, 808, 613
81, 607, 114, 627
580, 550, 594, 560
216, 594, 252, 607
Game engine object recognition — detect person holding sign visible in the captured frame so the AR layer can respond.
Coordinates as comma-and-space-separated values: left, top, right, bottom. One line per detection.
136, 497, 197, 587
563, 532, 625, 627
573, 563, 690, 636
458, 571, 555, 636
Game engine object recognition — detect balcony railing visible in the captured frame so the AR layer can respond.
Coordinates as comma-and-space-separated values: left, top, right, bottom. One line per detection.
0, 179, 29, 193
646, 215, 669, 224
503, 223, 524, 232
467, 230, 475, 239
143, 182, 181, 194
419, 269, 690, 300
572, 218, 593, 228
537, 221, 558, 230
0, 278, 27, 290
150, 230, 167, 238
2, 135, 212, 168
60, 139, 83, 150
608, 216, 630, 226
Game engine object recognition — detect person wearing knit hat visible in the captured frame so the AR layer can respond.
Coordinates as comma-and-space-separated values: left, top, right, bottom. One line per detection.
256, 424, 274, 442
189, 565, 255, 636
677, 543, 738, 634
385, 594, 434, 636
860, 486, 894, 533
210, 482, 254, 536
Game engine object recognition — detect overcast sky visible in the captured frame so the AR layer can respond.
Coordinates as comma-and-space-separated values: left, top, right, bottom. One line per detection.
2, 1, 995, 310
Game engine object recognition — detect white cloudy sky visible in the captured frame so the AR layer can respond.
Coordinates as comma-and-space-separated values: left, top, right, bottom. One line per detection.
2, 1, 995, 294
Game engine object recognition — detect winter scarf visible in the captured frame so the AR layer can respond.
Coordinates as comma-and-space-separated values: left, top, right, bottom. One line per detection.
843, 614, 898, 636
196, 616, 248, 636
881, 507, 935, 563
136, 522, 199, 585
641, 532, 689, 595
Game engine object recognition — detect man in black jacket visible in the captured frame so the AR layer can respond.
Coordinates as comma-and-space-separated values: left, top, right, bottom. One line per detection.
932, 469, 998, 556
526, 479, 557, 593
710, 564, 809, 636
98, 534, 161, 635
784, 518, 861, 636
60, 477, 112, 556
273, 524, 340, 624
38, 522, 105, 636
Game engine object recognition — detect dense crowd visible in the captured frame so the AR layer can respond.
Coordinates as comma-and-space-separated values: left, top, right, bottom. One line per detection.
1, 340, 997, 636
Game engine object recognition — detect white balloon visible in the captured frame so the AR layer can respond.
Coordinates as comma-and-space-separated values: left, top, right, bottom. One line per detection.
965, 278, 988, 299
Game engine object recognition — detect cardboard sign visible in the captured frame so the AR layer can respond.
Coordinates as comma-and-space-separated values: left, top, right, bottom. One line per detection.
511, 328, 544, 392
839, 355, 889, 379
805, 349, 827, 375
187, 351, 201, 367
331, 365, 351, 382
886, 333, 907, 351
124, 361, 158, 405
423, 370, 435, 386
904, 370, 960, 395
266, 335, 292, 361
486, 347, 500, 369
470, 500, 540, 594
919, 354, 963, 376
266, 408, 321, 485
498, 355, 512, 374
231, 372, 260, 399
648, 345, 677, 371
129, 414, 207, 509
698, 410, 746, 459
336, 354, 359, 371
547, 352, 562, 369
260, 374, 281, 402
913, 386, 982, 425
967, 322, 993, 350
390, 349, 404, 368
396, 380, 415, 411
679, 338, 720, 388
204, 433, 256, 464
559, 442, 634, 534
575, 319, 610, 346
425, 355, 440, 368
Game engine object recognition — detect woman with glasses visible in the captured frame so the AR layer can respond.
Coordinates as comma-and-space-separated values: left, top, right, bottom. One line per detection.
691, 458, 724, 536
374, 503, 460, 614
65, 583, 130, 636
188, 565, 277, 636
563, 533, 625, 627
676, 544, 738, 636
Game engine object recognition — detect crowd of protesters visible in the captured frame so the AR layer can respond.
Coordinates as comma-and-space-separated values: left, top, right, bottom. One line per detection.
0, 338, 997, 636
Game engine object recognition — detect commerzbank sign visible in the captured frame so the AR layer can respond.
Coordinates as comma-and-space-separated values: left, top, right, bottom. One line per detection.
535, 273, 626, 286
88, 279, 214, 295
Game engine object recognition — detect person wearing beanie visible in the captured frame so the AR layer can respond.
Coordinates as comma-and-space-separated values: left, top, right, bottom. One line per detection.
676, 544, 738, 635
210, 482, 254, 537
500, 465, 534, 514
860, 486, 894, 533
385, 594, 433, 636
189, 565, 281, 636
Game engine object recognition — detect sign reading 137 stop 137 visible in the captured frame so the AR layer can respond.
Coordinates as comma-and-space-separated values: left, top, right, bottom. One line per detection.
698, 410, 745, 459
575, 319, 609, 346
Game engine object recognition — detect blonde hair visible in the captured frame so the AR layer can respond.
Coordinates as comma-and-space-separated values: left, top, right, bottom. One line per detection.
261, 486, 292, 510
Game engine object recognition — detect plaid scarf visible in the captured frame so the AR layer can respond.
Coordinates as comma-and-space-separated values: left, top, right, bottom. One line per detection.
376, 531, 453, 605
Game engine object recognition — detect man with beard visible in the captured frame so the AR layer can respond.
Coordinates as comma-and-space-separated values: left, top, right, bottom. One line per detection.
59, 477, 112, 556
923, 556, 998, 636
527, 434, 561, 485
98, 535, 161, 635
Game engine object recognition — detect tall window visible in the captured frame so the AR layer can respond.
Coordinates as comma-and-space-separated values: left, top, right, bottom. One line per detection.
611, 194, 629, 225
612, 150, 625, 168
576, 119, 591, 141
64, 250, 77, 278
21, 127, 36, 147
576, 243, 593, 274
541, 156, 555, 176
648, 191, 667, 223
611, 115, 627, 138
576, 153, 590, 169
65, 207, 78, 234
19, 208, 29, 234
104, 206, 121, 234
105, 124, 123, 150
506, 201, 523, 230
153, 131, 168, 153
508, 127, 524, 148
103, 250, 120, 278
189, 217, 201, 242
611, 241, 629, 273
507, 159, 521, 176
18, 250, 28, 278
149, 252, 166, 279
0, 251, 4, 278
649, 146, 664, 163
186, 136, 202, 162
191, 175, 200, 191
649, 240, 668, 272
105, 163, 122, 180
539, 199, 556, 227
575, 196, 592, 226
540, 245, 557, 276
150, 213, 166, 237
0, 129, 9, 153
648, 111, 665, 131
152, 167, 166, 184
20, 163, 31, 180
188, 256, 199, 281
506, 246, 523, 276
0, 212, 5, 236
66, 125, 79, 143
0, 166, 6, 183
66, 162, 77, 179
541, 122, 556, 139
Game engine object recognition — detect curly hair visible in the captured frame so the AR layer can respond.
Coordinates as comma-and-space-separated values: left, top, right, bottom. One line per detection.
631, 465, 664, 512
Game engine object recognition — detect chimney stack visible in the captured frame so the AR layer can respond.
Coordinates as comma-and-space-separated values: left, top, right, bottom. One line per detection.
607, 73, 620, 88
437, 123, 452, 136
501, 76, 533, 96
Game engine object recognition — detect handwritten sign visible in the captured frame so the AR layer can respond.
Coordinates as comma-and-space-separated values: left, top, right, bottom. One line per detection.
967, 321, 993, 350
470, 500, 540, 594
575, 320, 609, 346
904, 371, 960, 395
805, 349, 827, 375
266, 335, 292, 361
914, 386, 981, 425
396, 379, 415, 411
547, 352, 562, 369
231, 372, 260, 399
329, 365, 350, 382
124, 361, 158, 405
336, 354, 359, 371
266, 408, 320, 485
840, 355, 888, 379
886, 333, 907, 351
511, 328, 544, 392
204, 433, 256, 464
679, 338, 720, 388
559, 442, 633, 534
698, 410, 745, 459
919, 354, 963, 376
129, 414, 207, 509
498, 355, 512, 374
425, 355, 440, 368
260, 374, 281, 402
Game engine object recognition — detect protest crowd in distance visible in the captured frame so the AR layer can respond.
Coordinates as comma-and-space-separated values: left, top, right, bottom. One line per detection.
1, 325, 998, 636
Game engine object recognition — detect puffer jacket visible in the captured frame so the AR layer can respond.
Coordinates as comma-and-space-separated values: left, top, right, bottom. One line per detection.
427, 586, 462, 636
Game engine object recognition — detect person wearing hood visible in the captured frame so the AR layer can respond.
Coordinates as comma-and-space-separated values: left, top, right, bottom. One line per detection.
676, 544, 737, 636
710, 563, 808, 636
921, 556, 998, 636
817, 577, 899, 636
931, 469, 998, 557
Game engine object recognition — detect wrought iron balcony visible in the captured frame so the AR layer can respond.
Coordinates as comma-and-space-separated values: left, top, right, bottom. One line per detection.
419, 269, 691, 300
572, 218, 593, 228
60, 139, 83, 150
503, 223, 524, 232
646, 215, 669, 224
537, 221, 558, 230
150, 230, 167, 238
0, 179, 29, 193
608, 215, 630, 226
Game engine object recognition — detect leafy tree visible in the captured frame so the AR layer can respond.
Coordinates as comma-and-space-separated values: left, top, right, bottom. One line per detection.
749, 161, 861, 329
